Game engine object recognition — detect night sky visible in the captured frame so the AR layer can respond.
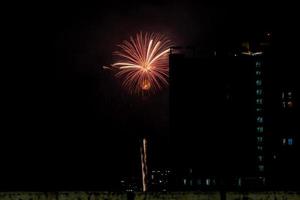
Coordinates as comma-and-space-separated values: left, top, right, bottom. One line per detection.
1, 1, 299, 190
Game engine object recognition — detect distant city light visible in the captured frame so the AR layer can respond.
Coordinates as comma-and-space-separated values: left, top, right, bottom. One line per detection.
287, 101, 293, 108
283, 138, 287, 145
206, 179, 210, 186
282, 137, 294, 146
288, 138, 294, 146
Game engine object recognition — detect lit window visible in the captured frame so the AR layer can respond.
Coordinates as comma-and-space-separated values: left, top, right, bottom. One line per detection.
257, 117, 263, 123
238, 177, 242, 187
256, 71, 262, 75
258, 155, 263, 162
282, 138, 286, 145
257, 146, 263, 151
206, 179, 210, 186
282, 91, 293, 108
287, 101, 293, 108
257, 136, 263, 143
282, 101, 287, 108
183, 179, 187, 185
282, 137, 295, 146
256, 80, 262, 86
256, 99, 263, 104
256, 62, 262, 68
256, 108, 263, 112
258, 165, 264, 172
256, 89, 263, 95
257, 127, 263, 133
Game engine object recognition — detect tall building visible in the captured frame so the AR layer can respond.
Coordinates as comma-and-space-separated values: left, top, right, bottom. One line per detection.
263, 41, 300, 188
169, 32, 299, 189
169, 47, 251, 188
169, 47, 225, 172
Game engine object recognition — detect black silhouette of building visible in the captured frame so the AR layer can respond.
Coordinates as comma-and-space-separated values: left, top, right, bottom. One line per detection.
169, 32, 299, 189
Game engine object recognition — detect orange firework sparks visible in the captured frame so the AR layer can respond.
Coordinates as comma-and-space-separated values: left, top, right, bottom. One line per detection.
112, 32, 172, 94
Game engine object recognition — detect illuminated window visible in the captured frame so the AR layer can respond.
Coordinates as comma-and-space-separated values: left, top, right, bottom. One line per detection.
287, 101, 293, 108
282, 91, 293, 108
256, 99, 263, 105
288, 138, 294, 146
257, 136, 263, 143
257, 146, 263, 151
256, 89, 263, 95
256, 62, 262, 68
238, 177, 242, 187
258, 165, 264, 172
257, 117, 263, 123
183, 179, 187, 185
256, 71, 262, 75
256, 80, 262, 86
282, 101, 287, 108
258, 155, 263, 162
256, 108, 263, 112
206, 179, 210, 186
257, 127, 263, 133
282, 138, 287, 145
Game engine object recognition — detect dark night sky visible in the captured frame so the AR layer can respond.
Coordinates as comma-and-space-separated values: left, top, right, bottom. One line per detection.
1, 1, 299, 190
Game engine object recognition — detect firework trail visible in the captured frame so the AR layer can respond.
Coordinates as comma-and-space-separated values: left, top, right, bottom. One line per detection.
140, 137, 148, 192
112, 32, 172, 94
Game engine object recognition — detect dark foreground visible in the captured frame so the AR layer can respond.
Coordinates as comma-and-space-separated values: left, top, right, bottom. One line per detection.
0, 191, 299, 200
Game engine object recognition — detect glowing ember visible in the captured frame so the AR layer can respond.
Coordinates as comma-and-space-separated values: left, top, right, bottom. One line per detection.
141, 79, 151, 91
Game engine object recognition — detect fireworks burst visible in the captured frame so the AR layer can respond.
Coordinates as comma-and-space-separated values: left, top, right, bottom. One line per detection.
111, 32, 172, 94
